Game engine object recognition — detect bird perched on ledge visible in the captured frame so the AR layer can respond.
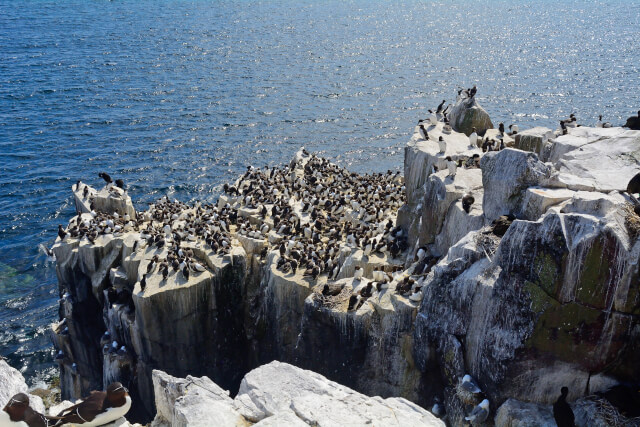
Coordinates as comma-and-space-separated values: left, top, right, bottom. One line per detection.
2, 393, 58, 427
54, 382, 131, 426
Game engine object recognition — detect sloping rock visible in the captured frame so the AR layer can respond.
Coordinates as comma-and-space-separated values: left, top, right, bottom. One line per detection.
233, 361, 444, 426
546, 127, 640, 191
480, 149, 553, 221
513, 127, 555, 158
448, 96, 493, 136
150, 370, 245, 427
0, 359, 46, 415
494, 398, 555, 427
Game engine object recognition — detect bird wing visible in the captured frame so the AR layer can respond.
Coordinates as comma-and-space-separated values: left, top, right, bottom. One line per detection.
57, 391, 105, 421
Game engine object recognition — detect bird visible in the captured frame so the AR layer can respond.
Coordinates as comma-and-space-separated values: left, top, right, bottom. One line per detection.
98, 172, 113, 185
460, 374, 482, 394
624, 110, 640, 130
469, 85, 477, 98
508, 124, 519, 135
462, 194, 475, 213
438, 136, 446, 154
436, 100, 446, 114
627, 172, 640, 195
596, 115, 612, 128
428, 110, 438, 125
39, 244, 56, 262
2, 393, 57, 427
57, 225, 67, 241
115, 179, 125, 190
446, 156, 457, 177
465, 399, 490, 424
553, 387, 576, 427
469, 127, 478, 147
419, 124, 429, 140
54, 382, 131, 426
353, 266, 363, 280
498, 122, 505, 134
139, 274, 147, 292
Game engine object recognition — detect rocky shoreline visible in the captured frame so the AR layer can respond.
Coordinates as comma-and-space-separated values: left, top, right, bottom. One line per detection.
13, 95, 639, 426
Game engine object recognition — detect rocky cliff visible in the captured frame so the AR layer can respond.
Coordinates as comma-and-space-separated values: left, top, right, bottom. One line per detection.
49, 101, 640, 426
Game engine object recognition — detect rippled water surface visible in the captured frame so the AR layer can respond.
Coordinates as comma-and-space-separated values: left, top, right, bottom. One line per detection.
1, 0, 639, 384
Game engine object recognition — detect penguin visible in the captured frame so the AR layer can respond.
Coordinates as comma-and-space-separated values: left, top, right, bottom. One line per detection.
54, 382, 131, 426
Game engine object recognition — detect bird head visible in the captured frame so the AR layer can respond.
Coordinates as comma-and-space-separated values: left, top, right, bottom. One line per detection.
107, 382, 129, 402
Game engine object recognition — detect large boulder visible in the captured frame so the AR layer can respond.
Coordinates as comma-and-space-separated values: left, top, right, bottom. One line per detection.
448, 96, 493, 136
233, 361, 444, 426
514, 127, 555, 158
480, 149, 553, 221
546, 127, 640, 191
0, 359, 46, 415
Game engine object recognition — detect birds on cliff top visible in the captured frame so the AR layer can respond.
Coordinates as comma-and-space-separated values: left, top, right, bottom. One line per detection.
2, 393, 57, 427
596, 115, 612, 128
53, 382, 131, 426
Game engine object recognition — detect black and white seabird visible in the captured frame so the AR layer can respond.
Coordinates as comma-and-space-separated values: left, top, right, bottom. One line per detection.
54, 382, 131, 426
2, 393, 56, 427
98, 172, 113, 185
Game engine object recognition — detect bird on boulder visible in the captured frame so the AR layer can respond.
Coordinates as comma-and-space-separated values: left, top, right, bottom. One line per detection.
469, 127, 478, 147
98, 172, 113, 185
624, 110, 640, 130
438, 136, 446, 154
462, 194, 475, 213
2, 393, 59, 427
54, 382, 131, 426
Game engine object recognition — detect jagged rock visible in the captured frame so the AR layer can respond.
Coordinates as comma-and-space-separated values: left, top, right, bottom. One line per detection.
233, 361, 444, 426
546, 127, 640, 191
150, 370, 245, 427
513, 127, 555, 157
448, 96, 494, 136
494, 398, 555, 426
480, 148, 553, 221
0, 359, 46, 414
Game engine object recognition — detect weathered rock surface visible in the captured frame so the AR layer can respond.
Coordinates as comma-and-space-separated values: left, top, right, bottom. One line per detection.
51, 92, 640, 427
151, 361, 444, 427
513, 127, 555, 157
0, 358, 46, 415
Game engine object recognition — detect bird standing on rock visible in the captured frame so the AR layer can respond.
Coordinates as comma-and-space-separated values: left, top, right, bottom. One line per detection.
465, 399, 489, 424
98, 172, 112, 185
2, 393, 57, 427
469, 127, 478, 147
438, 136, 446, 154
54, 382, 131, 426
553, 387, 576, 427
462, 194, 475, 213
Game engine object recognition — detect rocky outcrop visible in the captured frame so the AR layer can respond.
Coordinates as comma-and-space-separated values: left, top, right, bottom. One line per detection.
151, 361, 444, 427
448, 96, 493, 136
0, 358, 46, 415
50, 94, 640, 427
513, 127, 555, 158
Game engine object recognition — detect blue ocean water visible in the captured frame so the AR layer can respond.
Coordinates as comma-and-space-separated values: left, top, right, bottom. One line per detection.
0, 0, 639, 385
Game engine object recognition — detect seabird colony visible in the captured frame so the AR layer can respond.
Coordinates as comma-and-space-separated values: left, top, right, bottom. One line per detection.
54, 149, 420, 317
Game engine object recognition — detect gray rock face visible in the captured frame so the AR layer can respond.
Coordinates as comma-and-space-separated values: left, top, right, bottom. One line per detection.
51, 121, 640, 427
151, 361, 444, 427
0, 359, 45, 415
513, 127, 555, 157
480, 148, 553, 221
448, 96, 494, 136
